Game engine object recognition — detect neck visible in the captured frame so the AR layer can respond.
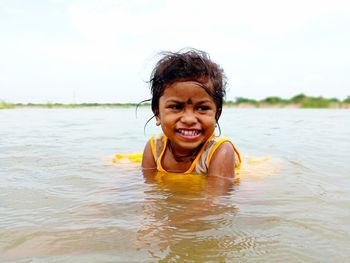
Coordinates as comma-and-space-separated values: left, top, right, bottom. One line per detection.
167, 141, 202, 163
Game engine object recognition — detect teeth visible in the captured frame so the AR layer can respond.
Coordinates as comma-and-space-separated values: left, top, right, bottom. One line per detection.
179, 129, 199, 136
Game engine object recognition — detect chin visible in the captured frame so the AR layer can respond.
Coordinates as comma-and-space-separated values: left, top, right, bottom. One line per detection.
176, 140, 205, 150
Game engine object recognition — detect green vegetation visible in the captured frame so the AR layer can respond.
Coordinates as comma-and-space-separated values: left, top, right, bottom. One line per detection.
343, 96, 350, 104
290, 94, 307, 103
300, 97, 330, 108
0, 101, 15, 109
0, 102, 150, 109
227, 93, 350, 108
0, 94, 349, 109
226, 97, 259, 106
260, 96, 288, 105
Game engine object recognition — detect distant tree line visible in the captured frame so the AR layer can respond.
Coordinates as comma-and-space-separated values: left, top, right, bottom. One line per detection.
1, 94, 350, 109
0, 102, 143, 109
225, 94, 350, 108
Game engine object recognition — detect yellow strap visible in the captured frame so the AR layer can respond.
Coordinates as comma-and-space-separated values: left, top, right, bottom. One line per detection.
157, 136, 168, 172
207, 138, 242, 168
157, 134, 214, 174
234, 145, 242, 166
150, 135, 156, 160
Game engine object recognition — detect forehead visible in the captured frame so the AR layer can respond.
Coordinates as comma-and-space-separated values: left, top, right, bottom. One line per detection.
161, 81, 215, 102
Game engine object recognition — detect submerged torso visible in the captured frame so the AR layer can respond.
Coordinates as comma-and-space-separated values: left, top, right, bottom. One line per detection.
150, 133, 241, 174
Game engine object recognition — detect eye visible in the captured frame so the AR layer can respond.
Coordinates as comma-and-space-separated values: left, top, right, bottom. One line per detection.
167, 103, 183, 110
197, 105, 210, 111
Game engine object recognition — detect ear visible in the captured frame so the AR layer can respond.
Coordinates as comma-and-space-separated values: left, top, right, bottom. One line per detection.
155, 115, 161, 126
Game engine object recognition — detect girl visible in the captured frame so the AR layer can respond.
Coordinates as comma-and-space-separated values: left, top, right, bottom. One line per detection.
142, 49, 241, 177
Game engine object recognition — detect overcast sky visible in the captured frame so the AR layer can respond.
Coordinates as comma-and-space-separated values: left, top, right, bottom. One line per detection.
1, 0, 349, 103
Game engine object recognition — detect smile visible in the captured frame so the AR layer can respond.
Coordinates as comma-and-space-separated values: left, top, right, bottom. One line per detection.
176, 129, 201, 137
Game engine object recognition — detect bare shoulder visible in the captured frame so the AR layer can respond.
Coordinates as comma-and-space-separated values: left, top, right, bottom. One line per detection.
141, 140, 156, 169
208, 141, 235, 177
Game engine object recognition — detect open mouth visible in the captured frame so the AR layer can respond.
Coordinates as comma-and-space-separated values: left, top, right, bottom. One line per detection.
176, 129, 202, 137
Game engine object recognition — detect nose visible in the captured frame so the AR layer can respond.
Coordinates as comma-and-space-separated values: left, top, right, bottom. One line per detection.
180, 109, 197, 125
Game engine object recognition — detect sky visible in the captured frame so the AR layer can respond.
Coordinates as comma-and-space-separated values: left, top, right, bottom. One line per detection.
0, 0, 349, 103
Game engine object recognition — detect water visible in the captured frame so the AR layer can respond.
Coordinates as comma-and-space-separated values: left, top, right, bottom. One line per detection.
1, 108, 349, 262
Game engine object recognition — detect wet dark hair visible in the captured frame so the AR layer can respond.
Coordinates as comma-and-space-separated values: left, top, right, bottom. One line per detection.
149, 48, 227, 121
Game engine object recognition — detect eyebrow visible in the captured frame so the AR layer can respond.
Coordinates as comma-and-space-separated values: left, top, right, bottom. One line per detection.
165, 99, 184, 104
165, 99, 213, 104
196, 99, 213, 104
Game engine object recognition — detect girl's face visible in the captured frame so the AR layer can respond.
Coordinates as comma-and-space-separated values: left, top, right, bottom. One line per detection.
156, 81, 217, 155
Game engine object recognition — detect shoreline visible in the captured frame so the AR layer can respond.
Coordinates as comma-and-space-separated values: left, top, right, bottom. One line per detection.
1, 94, 350, 109
1, 102, 350, 109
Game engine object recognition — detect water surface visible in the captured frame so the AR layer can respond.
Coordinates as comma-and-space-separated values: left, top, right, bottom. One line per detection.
1, 108, 349, 262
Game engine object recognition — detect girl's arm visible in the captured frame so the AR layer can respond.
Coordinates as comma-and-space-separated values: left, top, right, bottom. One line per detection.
207, 141, 235, 178
141, 140, 157, 169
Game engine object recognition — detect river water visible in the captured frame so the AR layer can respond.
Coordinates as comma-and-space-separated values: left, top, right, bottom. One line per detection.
0, 108, 349, 262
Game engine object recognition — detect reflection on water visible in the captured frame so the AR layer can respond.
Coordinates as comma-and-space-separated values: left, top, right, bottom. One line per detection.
138, 171, 240, 261
1, 108, 350, 262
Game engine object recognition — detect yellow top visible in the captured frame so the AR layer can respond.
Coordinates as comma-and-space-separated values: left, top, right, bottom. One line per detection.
149, 133, 241, 174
